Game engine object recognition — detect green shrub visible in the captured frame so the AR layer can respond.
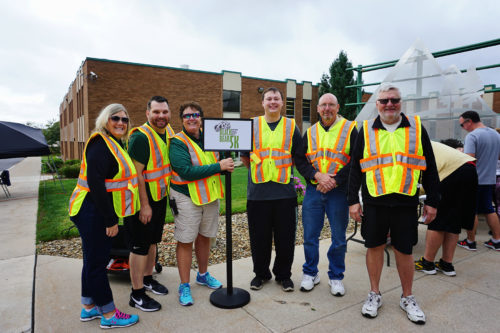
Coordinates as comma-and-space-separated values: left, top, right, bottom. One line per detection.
42, 157, 64, 173
64, 159, 81, 166
60, 164, 81, 178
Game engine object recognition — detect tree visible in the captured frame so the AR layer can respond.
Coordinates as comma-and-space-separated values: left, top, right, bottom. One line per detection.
319, 51, 359, 120
42, 119, 60, 153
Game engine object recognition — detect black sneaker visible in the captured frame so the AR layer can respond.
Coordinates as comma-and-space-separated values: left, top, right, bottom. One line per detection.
414, 257, 436, 275
435, 259, 456, 276
250, 276, 264, 290
144, 279, 169, 295
280, 279, 294, 292
484, 239, 500, 251
457, 238, 477, 251
129, 292, 161, 312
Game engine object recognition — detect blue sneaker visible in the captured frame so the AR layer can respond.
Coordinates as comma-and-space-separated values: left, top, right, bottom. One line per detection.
196, 272, 222, 289
178, 283, 194, 306
80, 307, 102, 322
99, 309, 139, 329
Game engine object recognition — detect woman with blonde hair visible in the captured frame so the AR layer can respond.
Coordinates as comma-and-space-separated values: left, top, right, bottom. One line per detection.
69, 103, 140, 329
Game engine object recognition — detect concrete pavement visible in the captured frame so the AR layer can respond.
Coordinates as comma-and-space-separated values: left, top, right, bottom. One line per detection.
2, 157, 500, 332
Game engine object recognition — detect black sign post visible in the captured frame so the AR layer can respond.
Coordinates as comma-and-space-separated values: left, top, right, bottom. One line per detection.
202, 118, 253, 309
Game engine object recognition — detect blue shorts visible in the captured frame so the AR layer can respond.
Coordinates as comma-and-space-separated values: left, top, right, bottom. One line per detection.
476, 184, 495, 214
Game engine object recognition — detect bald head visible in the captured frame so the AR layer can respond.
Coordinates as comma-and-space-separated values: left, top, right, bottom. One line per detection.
317, 93, 340, 126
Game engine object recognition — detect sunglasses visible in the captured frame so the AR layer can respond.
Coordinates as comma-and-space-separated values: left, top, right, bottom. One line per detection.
182, 113, 201, 119
110, 115, 129, 123
460, 119, 470, 128
377, 98, 401, 105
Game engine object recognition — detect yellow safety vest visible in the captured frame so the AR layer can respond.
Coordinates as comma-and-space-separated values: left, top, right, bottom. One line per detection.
359, 115, 427, 197
170, 131, 224, 206
129, 123, 172, 201
250, 116, 295, 184
166, 124, 175, 138
69, 132, 140, 217
306, 118, 356, 184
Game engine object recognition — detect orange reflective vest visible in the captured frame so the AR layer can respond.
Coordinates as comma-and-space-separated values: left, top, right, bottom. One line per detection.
250, 116, 295, 184
170, 131, 224, 206
129, 123, 172, 201
69, 132, 140, 217
306, 118, 356, 183
359, 115, 427, 197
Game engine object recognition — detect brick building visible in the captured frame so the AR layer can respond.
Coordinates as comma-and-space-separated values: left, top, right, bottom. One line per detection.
59, 58, 319, 160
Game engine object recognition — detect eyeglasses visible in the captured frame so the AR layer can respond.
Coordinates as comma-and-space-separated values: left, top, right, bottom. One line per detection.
182, 113, 201, 119
319, 103, 337, 109
377, 98, 401, 105
110, 116, 129, 123
460, 119, 470, 128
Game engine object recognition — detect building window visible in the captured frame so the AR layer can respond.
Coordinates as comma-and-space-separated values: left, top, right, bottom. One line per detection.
302, 100, 311, 122
286, 98, 295, 118
223, 90, 240, 113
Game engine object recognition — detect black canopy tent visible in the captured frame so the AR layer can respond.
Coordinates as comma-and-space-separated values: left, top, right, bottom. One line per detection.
0, 121, 51, 158
0, 121, 64, 196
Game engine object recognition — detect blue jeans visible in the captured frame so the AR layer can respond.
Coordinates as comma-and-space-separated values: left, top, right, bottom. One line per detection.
72, 198, 115, 314
302, 184, 349, 280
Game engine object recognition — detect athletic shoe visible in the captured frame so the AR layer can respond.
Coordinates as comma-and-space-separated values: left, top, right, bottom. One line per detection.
435, 259, 456, 276
178, 283, 194, 306
414, 257, 437, 275
400, 295, 426, 324
328, 279, 345, 296
484, 239, 500, 251
250, 276, 265, 290
280, 278, 294, 292
361, 291, 382, 318
144, 279, 168, 295
100, 309, 139, 329
129, 292, 161, 312
300, 274, 320, 292
80, 307, 102, 322
196, 272, 222, 289
457, 238, 477, 251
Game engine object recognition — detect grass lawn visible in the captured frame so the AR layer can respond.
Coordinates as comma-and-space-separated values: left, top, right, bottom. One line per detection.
36, 166, 307, 242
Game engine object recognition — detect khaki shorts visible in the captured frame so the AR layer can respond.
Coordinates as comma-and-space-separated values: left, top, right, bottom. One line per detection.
170, 188, 220, 243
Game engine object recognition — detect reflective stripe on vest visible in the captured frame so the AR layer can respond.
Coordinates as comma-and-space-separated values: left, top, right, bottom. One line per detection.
359, 115, 426, 197
170, 131, 224, 205
166, 124, 175, 138
130, 124, 172, 201
69, 132, 140, 217
250, 116, 295, 184
306, 118, 355, 183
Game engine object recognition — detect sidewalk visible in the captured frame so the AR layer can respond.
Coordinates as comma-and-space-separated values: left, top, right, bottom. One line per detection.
2, 157, 500, 332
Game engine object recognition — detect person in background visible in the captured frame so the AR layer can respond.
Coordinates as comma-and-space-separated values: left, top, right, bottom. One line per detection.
457, 111, 500, 251
69, 104, 139, 329
415, 141, 477, 276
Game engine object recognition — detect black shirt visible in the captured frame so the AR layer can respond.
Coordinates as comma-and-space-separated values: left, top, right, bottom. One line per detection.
347, 114, 440, 208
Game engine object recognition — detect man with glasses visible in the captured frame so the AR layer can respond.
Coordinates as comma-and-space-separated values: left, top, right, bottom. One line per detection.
348, 84, 439, 324
295, 93, 357, 296
241, 87, 305, 292
457, 110, 500, 251
125, 96, 172, 312
169, 101, 234, 306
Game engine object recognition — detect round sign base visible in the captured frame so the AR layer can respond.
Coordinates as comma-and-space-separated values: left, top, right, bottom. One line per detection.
210, 287, 250, 309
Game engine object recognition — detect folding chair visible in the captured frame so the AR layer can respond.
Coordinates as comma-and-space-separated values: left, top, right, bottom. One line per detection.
0, 170, 11, 198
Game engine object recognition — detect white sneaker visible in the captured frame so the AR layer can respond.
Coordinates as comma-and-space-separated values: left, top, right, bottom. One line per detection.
361, 291, 382, 318
300, 274, 320, 292
328, 279, 345, 296
400, 295, 426, 324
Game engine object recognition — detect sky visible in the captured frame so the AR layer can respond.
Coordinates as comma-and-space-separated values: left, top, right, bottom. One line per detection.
0, 0, 499, 127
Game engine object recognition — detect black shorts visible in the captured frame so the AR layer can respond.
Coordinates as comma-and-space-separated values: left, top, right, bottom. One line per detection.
124, 196, 167, 255
476, 184, 495, 214
428, 163, 477, 233
361, 204, 418, 255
